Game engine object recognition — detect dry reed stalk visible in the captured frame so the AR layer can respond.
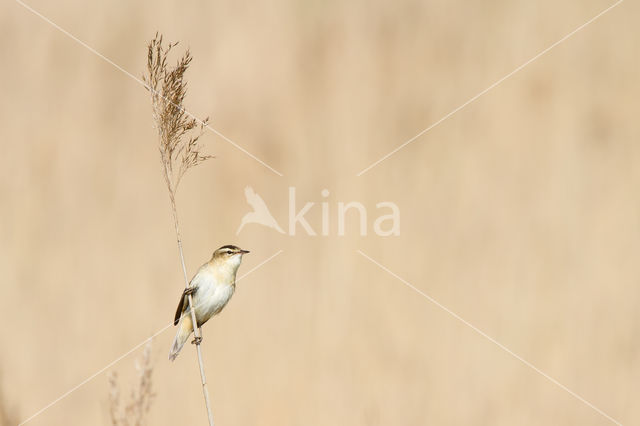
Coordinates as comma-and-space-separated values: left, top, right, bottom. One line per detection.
108, 341, 155, 426
0, 370, 18, 426
142, 33, 215, 426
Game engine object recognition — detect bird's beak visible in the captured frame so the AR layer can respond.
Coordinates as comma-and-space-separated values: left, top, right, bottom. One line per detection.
239, 249, 250, 254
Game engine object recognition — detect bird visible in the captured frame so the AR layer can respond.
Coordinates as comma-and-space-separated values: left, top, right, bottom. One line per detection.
236, 186, 285, 234
169, 244, 249, 361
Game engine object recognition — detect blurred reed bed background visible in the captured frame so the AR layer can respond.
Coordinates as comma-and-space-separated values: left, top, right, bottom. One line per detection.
0, 0, 638, 424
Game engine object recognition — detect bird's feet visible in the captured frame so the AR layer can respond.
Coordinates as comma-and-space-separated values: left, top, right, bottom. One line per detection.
184, 286, 197, 296
191, 336, 203, 345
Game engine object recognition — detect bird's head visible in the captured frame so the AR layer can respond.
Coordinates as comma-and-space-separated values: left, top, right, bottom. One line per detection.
212, 245, 250, 269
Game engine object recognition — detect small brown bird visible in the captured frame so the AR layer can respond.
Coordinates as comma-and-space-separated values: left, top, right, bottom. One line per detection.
169, 245, 249, 361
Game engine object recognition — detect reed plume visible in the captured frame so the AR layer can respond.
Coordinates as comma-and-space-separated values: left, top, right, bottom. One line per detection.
143, 32, 215, 425
108, 342, 155, 426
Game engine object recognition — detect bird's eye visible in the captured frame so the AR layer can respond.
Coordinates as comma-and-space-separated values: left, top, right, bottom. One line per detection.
227, 251, 233, 255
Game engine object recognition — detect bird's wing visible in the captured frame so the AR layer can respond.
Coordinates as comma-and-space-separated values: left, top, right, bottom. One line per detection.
173, 271, 204, 325
173, 290, 188, 326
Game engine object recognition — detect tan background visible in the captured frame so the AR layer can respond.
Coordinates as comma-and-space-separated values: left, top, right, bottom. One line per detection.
1, 0, 638, 424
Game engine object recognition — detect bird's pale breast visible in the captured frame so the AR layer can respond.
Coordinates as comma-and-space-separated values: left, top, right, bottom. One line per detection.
190, 268, 235, 325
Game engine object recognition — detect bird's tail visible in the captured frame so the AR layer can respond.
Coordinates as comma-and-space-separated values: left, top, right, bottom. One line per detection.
169, 315, 193, 361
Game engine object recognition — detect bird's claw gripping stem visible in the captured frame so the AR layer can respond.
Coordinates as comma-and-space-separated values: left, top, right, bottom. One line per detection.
191, 336, 203, 345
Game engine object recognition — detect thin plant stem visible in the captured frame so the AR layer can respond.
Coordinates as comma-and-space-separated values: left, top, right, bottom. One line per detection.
168, 194, 214, 426
145, 33, 215, 426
